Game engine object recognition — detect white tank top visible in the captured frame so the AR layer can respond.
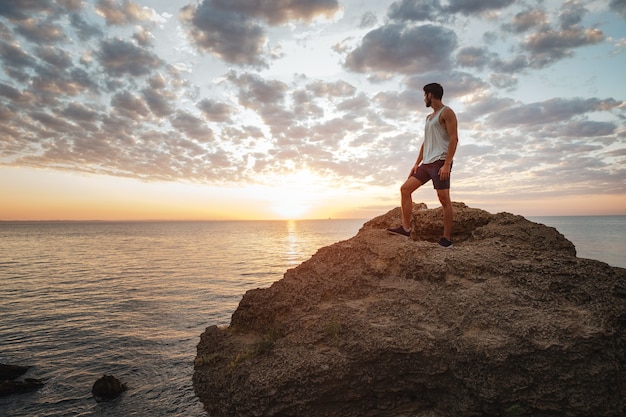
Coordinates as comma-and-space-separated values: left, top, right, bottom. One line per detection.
422, 106, 450, 164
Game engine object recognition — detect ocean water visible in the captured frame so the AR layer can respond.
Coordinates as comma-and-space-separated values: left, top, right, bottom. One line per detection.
0, 220, 364, 417
0, 216, 624, 417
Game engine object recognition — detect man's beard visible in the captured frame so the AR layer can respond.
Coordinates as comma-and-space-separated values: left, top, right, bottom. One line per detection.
425, 99, 432, 108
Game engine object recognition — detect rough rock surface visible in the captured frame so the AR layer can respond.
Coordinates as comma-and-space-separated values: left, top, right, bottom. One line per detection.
193, 203, 626, 417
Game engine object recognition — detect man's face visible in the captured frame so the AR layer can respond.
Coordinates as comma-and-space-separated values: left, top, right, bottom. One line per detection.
424, 92, 432, 108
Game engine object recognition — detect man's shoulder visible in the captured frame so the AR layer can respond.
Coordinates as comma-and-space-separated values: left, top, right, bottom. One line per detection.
441, 105, 457, 118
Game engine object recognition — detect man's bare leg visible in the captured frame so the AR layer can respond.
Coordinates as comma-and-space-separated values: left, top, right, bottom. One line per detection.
436, 188, 453, 240
400, 177, 422, 230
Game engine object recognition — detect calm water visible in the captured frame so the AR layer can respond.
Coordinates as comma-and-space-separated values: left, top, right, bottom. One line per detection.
0, 220, 364, 417
0, 216, 624, 417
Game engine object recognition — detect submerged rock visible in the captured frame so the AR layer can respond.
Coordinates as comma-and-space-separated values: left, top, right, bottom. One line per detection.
0, 364, 30, 381
0, 379, 45, 397
0, 364, 44, 397
193, 203, 626, 417
91, 374, 127, 402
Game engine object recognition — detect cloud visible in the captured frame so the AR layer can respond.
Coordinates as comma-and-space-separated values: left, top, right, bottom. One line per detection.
359, 11, 378, 28
95, 0, 157, 26
487, 97, 623, 127
170, 110, 214, 142
0, 40, 38, 80
0, 1, 55, 20
97, 38, 163, 77
611, 0, 626, 19
387, 0, 443, 22
456, 46, 494, 70
344, 23, 457, 75
179, 2, 267, 68
522, 26, 605, 68
13, 18, 66, 43
446, 0, 515, 16
69, 12, 104, 41
180, 0, 339, 67
197, 98, 235, 123
111, 90, 150, 120
501, 9, 547, 33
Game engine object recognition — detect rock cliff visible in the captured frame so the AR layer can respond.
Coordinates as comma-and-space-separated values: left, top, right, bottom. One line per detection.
193, 203, 626, 417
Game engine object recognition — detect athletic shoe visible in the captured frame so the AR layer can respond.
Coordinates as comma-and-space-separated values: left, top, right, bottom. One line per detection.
387, 226, 410, 237
438, 237, 453, 248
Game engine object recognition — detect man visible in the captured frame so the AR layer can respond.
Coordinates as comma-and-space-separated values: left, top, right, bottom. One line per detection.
387, 83, 458, 248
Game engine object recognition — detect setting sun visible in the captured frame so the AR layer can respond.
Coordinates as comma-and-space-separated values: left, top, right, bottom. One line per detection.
262, 169, 323, 219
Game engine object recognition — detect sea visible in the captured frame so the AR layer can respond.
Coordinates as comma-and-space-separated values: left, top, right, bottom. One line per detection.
0, 216, 624, 417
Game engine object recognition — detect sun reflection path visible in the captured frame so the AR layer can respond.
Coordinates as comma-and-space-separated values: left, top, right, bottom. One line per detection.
284, 219, 301, 267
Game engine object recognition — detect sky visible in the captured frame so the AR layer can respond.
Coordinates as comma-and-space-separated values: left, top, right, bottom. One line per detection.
0, 0, 625, 221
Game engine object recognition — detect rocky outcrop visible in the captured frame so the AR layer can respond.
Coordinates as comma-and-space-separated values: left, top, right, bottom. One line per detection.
193, 203, 626, 417
91, 374, 127, 402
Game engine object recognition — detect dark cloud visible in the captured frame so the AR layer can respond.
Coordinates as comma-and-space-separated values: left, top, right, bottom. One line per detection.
522, 26, 604, 68
36, 46, 73, 69
0, 40, 38, 76
0, 0, 54, 20
456, 46, 493, 70
501, 9, 547, 33
559, 0, 587, 29
180, 0, 339, 67
549, 120, 617, 138
111, 90, 151, 120
487, 98, 623, 127
197, 98, 234, 123
344, 23, 457, 75
488, 54, 529, 73
69, 13, 103, 41
387, 0, 443, 22
141, 75, 176, 117
480, 3, 606, 76
404, 71, 488, 100
170, 111, 214, 142
179, 2, 267, 67
0, 82, 32, 104
30, 110, 75, 134
610, 0, 626, 19
446, 0, 515, 16
97, 38, 163, 77
14, 18, 66, 43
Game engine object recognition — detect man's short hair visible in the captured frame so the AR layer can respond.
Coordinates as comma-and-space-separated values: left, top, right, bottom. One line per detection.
423, 83, 444, 100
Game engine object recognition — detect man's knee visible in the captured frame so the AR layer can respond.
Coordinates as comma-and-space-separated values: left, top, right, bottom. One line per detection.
401, 179, 421, 195
437, 189, 451, 205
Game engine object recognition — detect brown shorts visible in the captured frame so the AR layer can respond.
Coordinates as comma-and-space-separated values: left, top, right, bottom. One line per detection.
411, 159, 452, 189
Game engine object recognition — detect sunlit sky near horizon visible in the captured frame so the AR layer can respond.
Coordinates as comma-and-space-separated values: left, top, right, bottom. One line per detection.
1, 0, 625, 220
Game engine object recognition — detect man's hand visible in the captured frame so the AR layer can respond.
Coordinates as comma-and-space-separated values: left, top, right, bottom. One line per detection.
409, 163, 418, 177
439, 163, 451, 180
